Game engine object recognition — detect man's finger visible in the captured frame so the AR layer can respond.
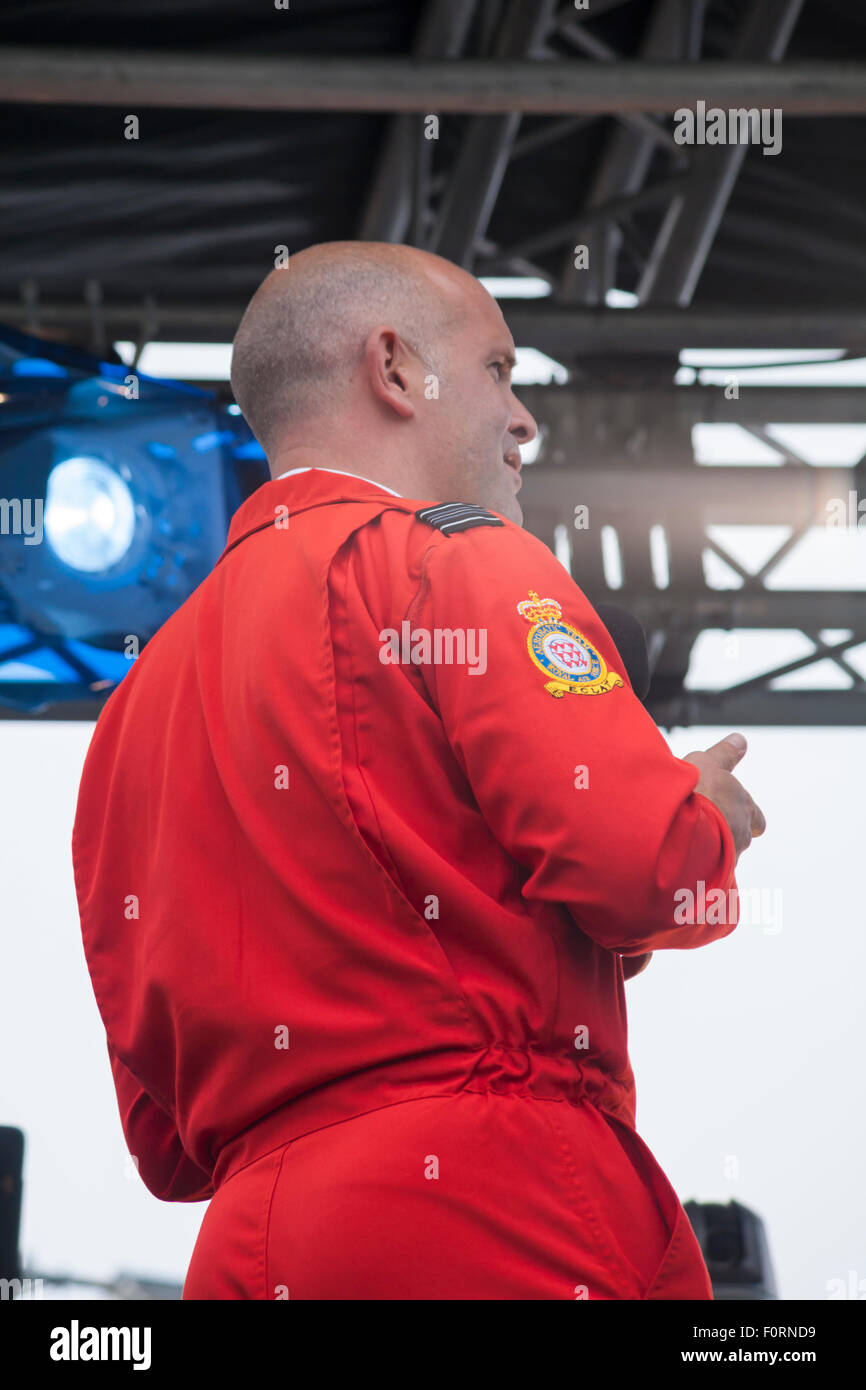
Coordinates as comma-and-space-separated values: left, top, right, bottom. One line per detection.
749, 797, 767, 837
701, 732, 748, 773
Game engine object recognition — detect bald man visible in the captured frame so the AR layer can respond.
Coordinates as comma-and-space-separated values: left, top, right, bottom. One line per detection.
72, 241, 764, 1301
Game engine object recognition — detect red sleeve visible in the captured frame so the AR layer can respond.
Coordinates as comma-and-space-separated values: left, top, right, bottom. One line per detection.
108, 1042, 214, 1203
408, 520, 738, 955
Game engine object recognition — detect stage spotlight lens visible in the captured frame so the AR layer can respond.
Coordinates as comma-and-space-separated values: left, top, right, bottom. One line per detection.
44, 457, 136, 572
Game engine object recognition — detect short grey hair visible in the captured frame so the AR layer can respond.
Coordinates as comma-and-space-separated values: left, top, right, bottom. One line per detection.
230, 244, 461, 455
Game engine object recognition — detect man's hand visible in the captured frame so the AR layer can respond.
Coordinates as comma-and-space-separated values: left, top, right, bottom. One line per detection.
623, 732, 762, 978
682, 733, 766, 860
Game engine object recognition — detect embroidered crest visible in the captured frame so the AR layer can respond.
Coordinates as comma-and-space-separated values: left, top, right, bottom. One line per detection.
517, 590, 623, 698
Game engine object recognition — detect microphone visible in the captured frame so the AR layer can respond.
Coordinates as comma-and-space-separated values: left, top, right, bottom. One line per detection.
593, 603, 651, 702
592, 602, 655, 980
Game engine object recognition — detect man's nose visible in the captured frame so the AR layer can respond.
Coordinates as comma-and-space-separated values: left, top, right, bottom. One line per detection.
509, 393, 538, 448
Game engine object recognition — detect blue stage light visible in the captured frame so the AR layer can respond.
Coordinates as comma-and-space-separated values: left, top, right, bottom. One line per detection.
0, 324, 269, 716
44, 457, 137, 573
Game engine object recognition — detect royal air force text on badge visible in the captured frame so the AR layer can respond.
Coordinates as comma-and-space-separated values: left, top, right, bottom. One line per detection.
517, 591, 623, 699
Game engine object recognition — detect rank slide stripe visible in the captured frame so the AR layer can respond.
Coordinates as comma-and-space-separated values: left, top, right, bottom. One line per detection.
415, 502, 505, 534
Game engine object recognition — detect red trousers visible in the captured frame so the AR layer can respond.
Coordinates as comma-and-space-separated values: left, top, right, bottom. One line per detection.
183, 1092, 713, 1300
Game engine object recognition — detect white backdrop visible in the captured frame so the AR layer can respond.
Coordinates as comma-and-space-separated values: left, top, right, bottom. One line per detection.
1, 719, 864, 1300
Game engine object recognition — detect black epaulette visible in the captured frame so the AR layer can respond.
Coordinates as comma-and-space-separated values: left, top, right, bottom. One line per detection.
415, 502, 505, 536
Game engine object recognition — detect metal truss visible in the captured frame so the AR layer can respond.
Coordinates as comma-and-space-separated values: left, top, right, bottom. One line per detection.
2, 0, 864, 727
359, 0, 478, 244
2, 301, 865, 360
1, 49, 863, 115
516, 385, 866, 728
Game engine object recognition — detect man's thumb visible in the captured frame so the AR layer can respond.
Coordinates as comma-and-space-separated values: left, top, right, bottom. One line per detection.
705, 732, 747, 771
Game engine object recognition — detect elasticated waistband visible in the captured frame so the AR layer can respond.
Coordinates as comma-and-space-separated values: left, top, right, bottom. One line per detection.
210, 1043, 634, 1190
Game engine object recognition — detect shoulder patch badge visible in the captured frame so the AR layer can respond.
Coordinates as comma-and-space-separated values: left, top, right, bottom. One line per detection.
415, 502, 505, 536
517, 590, 623, 698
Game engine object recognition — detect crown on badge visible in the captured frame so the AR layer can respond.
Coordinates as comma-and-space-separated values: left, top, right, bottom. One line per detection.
517, 590, 562, 624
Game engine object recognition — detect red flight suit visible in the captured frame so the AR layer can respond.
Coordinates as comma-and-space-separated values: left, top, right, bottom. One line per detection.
72, 467, 738, 1300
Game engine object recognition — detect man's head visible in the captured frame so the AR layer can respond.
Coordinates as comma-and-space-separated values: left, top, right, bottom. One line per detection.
230, 241, 537, 523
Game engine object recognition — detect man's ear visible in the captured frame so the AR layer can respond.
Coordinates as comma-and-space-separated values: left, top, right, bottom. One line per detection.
364, 326, 416, 420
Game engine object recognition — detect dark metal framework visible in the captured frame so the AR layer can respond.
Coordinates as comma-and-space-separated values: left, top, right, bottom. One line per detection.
0, 0, 864, 725
516, 384, 866, 728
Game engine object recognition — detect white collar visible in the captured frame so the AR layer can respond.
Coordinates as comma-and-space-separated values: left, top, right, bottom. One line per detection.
275, 465, 402, 497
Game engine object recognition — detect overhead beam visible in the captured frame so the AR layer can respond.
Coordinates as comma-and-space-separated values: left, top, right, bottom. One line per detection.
648, 689, 866, 729
514, 384, 866, 431
521, 465, 864, 523
2, 51, 866, 114
500, 305, 866, 356
617, 591, 866, 630
5, 301, 866, 354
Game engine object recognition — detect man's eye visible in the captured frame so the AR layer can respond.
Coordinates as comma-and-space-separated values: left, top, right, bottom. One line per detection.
491, 362, 508, 379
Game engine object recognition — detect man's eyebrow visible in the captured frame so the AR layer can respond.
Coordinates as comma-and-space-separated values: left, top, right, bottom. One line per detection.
492, 348, 517, 368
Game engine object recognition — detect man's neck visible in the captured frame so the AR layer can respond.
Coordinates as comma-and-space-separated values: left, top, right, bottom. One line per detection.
275, 464, 403, 497
269, 443, 423, 498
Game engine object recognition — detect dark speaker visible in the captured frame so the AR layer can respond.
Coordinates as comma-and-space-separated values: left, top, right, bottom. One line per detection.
684, 1198, 778, 1299
0, 1127, 24, 1285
